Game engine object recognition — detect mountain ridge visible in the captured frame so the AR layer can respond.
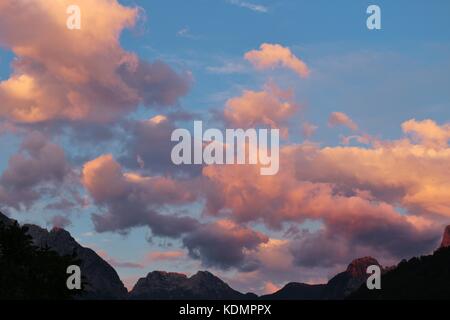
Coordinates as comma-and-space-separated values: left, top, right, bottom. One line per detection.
2, 211, 450, 300
129, 270, 256, 300
0, 211, 127, 299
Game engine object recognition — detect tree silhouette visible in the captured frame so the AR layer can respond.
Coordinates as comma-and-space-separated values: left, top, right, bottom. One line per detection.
348, 246, 450, 299
0, 220, 85, 299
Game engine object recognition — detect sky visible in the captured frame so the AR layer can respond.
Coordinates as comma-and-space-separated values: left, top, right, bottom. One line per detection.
1, 0, 450, 295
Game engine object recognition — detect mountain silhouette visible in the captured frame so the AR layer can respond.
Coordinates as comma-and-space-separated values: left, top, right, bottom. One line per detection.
440, 225, 450, 248
0, 211, 127, 299
2, 211, 450, 300
348, 227, 450, 300
0, 213, 82, 299
260, 257, 381, 300
129, 270, 256, 300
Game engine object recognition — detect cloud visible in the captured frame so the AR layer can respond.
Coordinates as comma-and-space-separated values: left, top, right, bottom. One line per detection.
328, 112, 358, 131
201, 132, 445, 265
120, 115, 202, 176
0, 131, 76, 210
402, 118, 450, 148
245, 43, 310, 78
206, 61, 248, 74
48, 215, 72, 229
227, 0, 268, 13
0, 0, 190, 124
96, 249, 144, 269
262, 281, 281, 294
294, 122, 450, 217
82, 155, 272, 271
82, 154, 199, 236
223, 83, 299, 137
302, 122, 318, 138
147, 250, 185, 262
183, 219, 269, 271
176, 27, 200, 40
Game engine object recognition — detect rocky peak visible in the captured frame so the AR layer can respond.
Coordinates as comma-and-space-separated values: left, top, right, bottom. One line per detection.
143, 271, 188, 284
21, 222, 126, 299
190, 270, 219, 282
0, 211, 14, 226
130, 270, 248, 300
346, 257, 380, 278
440, 225, 450, 248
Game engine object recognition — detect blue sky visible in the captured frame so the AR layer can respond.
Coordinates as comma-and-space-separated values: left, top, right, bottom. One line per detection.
1, 0, 450, 293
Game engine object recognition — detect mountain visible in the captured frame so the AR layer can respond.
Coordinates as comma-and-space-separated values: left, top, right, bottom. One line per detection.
349, 226, 450, 300
25, 224, 127, 299
260, 283, 325, 300
129, 270, 255, 300
3, 210, 450, 300
323, 256, 380, 299
260, 257, 381, 300
0, 211, 14, 226
0, 212, 127, 299
1, 213, 82, 299
440, 225, 450, 248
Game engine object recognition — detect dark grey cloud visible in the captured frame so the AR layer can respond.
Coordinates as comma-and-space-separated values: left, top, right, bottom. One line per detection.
183, 221, 268, 271
0, 131, 76, 210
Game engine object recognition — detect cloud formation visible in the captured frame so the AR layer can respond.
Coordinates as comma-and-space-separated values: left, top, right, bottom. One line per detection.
82, 154, 199, 236
223, 83, 299, 137
245, 43, 310, 78
228, 0, 268, 13
121, 115, 202, 176
183, 219, 268, 271
328, 112, 358, 131
0, 131, 75, 210
402, 118, 450, 148
201, 127, 446, 266
0, 0, 190, 124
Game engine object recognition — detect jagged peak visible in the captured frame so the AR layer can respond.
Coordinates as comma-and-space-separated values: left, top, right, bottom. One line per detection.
0, 211, 14, 225
440, 225, 450, 248
145, 270, 188, 279
191, 270, 216, 279
346, 257, 379, 277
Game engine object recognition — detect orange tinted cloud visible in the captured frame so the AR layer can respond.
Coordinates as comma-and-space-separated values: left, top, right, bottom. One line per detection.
244, 43, 310, 78
223, 83, 299, 137
328, 112, 358, 131
302, 122, 318, 138
147, 250, 186, 262
201, 132, 443, 262
402, 119, 450, 148
295, 123, 450, 217
82, 154, 195, 206
263, 281, 280, 294
0, 0, 189, 124
82, 154, 199, 235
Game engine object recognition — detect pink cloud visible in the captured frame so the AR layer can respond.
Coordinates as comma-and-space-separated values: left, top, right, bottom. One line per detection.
402, 118, 450, 148
302, 122, 318, 138
81, 154, 199, 236
95, 249, 144, 269
147, 250, 186, 262
245, 43, 310, 78
328, 112, 358, 131
0, 131, 77, 210
223, 83, 299, 138
0, 0, 190, 124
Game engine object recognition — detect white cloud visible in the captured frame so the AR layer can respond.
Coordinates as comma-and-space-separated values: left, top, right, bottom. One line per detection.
227, 0, 268, 13
176, 27, 201, 39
